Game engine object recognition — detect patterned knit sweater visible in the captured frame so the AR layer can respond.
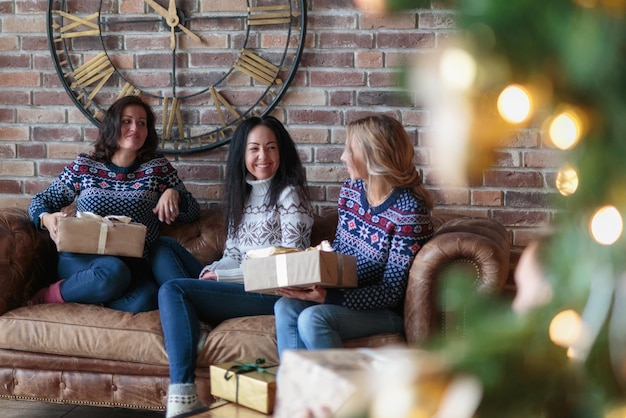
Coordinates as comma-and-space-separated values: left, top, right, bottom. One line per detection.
28, 153, 200, 257
203, 176, 314, 282
325, 179, 434, 312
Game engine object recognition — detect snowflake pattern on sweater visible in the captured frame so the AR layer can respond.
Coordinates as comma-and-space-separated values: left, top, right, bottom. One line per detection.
204, 177, 314, 281
325, 179, 434, 311
28, 153, 200, 257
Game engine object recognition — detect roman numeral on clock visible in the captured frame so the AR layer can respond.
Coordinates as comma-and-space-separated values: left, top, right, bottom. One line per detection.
162, 97, 185, 144
69, 52, 115, 106
248, 5, 294, 25
52, 11, 100, 40
233, 49, 283, 87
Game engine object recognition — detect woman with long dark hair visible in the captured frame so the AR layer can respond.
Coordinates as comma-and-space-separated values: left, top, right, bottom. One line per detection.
158, 115, 314, 418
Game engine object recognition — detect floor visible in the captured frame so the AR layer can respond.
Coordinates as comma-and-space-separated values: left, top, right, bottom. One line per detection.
0, 398, 268, 417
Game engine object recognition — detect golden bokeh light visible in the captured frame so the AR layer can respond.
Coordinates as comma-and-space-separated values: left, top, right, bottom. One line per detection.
548, 110, 583, 150
555, 164, 579, 196
589, 205, 623, 245
439, 48, 477, 91
497, 84, 533, 124
549, 309, 583, 348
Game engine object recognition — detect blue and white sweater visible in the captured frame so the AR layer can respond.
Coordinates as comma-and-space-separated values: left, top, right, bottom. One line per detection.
326, 179, 434, 312
28, 153, 200, 257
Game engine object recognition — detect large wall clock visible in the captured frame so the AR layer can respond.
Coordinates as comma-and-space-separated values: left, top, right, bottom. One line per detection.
46, 0, 306, 154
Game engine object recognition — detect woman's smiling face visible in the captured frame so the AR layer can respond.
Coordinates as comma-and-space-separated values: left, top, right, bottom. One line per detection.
245, 125, 280, 180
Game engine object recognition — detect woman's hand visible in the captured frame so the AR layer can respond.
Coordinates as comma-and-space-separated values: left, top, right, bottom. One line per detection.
199, 269, 218, 281
41, 212, 68, 243
277, 285, 327, 304
153, 188, 180, 224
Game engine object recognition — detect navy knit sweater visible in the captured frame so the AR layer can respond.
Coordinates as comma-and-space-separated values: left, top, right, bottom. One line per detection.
325, 179, 434, 312
28, 153, 200, 256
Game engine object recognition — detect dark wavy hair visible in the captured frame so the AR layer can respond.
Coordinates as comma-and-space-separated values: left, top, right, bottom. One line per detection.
92, 96, 159, 163
225, 115, 310, 234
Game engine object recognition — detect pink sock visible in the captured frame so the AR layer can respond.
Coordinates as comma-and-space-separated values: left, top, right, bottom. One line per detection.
27, 280, 65, 305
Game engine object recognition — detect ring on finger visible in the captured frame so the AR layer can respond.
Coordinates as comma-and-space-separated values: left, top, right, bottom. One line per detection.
169, 207, 175, 212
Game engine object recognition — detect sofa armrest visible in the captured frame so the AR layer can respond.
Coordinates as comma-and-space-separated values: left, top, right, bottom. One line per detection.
0, 208, 58, 314
404, 217, 510, 345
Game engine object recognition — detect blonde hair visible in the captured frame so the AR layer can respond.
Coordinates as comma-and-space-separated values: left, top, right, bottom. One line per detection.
346, 114, 433, 210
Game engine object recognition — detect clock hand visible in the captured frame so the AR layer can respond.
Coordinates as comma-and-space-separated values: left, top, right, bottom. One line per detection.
144, 0, 201, 49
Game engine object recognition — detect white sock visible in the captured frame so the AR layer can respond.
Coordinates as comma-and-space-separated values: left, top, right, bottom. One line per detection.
166, 383, 208, 418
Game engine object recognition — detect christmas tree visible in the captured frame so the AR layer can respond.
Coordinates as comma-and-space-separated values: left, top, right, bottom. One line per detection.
356, 0, 626, 416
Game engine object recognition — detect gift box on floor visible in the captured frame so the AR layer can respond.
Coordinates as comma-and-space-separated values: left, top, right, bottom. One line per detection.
56, 213, 146, 258
242, 249, 357, 294
273, 348, 442, 418
209, 359, 278, 414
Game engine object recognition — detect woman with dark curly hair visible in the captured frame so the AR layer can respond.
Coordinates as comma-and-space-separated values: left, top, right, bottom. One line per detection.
28, 95, 201, 313
159, 115, 314, 418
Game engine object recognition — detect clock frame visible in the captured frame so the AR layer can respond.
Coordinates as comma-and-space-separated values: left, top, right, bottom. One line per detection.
46, 0, 307, 154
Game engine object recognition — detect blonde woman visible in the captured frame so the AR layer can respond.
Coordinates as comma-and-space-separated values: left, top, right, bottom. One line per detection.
274, 114, 434, 357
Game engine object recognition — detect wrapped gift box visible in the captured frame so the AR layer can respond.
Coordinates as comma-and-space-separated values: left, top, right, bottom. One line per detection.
210, 359, 278, 414
56, 215, 146, 258
273, 348, 441, 418
242, 250, 357, 294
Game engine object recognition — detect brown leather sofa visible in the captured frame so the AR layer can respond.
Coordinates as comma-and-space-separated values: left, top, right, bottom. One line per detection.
0, 206, 510, 411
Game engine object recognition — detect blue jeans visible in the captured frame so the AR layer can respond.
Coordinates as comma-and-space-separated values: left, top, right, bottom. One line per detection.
149, 236, 203, 285
57, 252, 158, 313
274, 297, 405, 359
158, 279, 280, 383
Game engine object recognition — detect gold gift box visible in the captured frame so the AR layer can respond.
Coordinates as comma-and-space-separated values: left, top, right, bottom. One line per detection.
242, 249, 357, 294
56, 215, 146, 258
209, 359, 278, 414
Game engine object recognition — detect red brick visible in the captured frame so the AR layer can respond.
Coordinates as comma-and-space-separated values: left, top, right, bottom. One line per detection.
484, 170, 543, 188
38, 161, 71, 177
377, 32, 436, 49
0, 36, 19, 51
0, 109, 15, 123
33, 127, 82, 143
289, 110, 342, 125
0, 55, 30, 69
329, 91, 354, 106
0, 144, 16, 158
306, 166, 348, 183
315, 147, 343, 163
492, 210, 552, 227
176, 164, 221, 181
368, 71, 401, 88
472, 190, 503, 206
0, 126, 29, 141
418, 12, 458, 29
319, 33, 374, 49
360, 13, 416, 29
523, 150, 565, 169
301, 52, 354, 68
311, 71, 365, 87
17, 143, 45, 159
0, 180, 21, 194
309, 15, 356, 30
16, 0, 46, 13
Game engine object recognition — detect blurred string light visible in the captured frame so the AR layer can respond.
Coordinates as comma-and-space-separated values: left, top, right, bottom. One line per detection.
589, 205, 623, 245
549, 309, 584, 349
555, 164, 579, 196
439, 48, 477, 91
497, 84, 533, 124
545, 108, 585, 150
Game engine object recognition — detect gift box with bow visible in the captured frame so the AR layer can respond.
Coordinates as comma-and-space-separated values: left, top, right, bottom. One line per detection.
209, 358, 278, 414
56, 212, 147, 258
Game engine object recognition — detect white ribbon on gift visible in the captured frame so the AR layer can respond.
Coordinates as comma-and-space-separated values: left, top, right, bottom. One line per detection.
76, 211, 133, 255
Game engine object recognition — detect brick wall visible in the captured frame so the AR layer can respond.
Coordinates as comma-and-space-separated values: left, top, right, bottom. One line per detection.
0, 0, 562, 264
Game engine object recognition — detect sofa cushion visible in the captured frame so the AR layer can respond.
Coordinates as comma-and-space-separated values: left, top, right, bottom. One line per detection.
0, 304, 280, 368
0, 304, 170, 365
